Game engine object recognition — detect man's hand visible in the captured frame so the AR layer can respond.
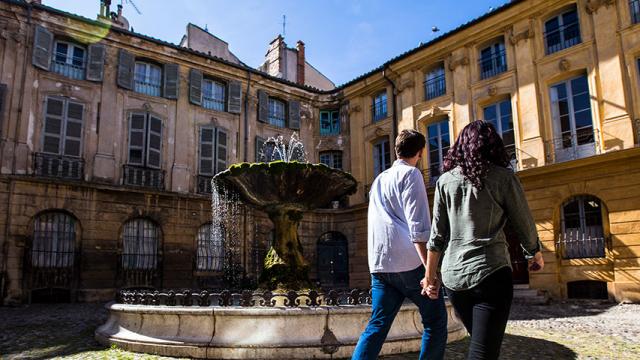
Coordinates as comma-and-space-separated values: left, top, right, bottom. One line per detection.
421, 276, 440, 300
528, 251, 544, 272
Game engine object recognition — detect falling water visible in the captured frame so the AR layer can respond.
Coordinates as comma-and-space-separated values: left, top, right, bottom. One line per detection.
211, 178, 242, 289
259, 132, 307, 163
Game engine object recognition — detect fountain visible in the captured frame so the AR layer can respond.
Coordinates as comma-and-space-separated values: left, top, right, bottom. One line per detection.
95, 135, 465, 359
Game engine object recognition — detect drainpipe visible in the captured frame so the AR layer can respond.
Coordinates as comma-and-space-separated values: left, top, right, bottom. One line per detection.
382, 65, 398, 142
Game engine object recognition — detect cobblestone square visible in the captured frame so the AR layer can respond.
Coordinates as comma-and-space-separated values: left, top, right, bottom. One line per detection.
1, 300, 638, 359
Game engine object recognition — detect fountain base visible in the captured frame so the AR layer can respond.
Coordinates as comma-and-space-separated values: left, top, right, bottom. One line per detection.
95, 301, 465, 359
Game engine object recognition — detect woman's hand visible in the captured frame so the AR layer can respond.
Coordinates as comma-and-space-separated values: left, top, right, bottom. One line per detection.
421, 275, 441, 299
528, 251, 544, 272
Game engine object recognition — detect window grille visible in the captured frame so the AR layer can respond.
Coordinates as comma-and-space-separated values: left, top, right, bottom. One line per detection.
479, 42, 507, 79
134, 62, 162, 97
31, 212, 76, 268
203, 79, 226, 111
196, 223, 224, 272
122, 219, 159, 270
52, 41, 85, 80
372, 91, 388, 122
544, 8, 581, 55
424, 66, 446, 100
558, 196, 606, 259
268, 98, 286, 128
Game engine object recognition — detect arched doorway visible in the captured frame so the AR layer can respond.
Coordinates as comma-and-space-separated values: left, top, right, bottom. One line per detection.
317, 232, 349, 289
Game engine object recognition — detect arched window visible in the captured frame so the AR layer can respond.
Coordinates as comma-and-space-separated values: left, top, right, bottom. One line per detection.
31, 212, 76, 268
122, 218, 159, 270
195, 223, 224, 271
558, 195, 606, 259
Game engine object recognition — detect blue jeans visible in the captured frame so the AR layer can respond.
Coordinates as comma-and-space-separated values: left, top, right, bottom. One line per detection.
352, 266, 448, 360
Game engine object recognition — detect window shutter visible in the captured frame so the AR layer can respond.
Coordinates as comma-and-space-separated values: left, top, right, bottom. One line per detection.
189, 69, 203, 105
288, 100, 300, 130
146, 115, 163, 169
255, 136, 265, 162
215, 129, 228, 173
0, 84, 6, 134
117, 49, 135, 90
86, 44, 106, 82
199, 127, 214, 175
128, 113, 146, 165
257, 90, 268, 123
163, 63, 179, 99
63, 101, 84, 157
227, 80, 242, 114
43, 97, 64, 154
32, 25, 53, 71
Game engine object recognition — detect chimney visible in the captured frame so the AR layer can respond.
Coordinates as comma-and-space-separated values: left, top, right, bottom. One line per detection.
296, 40, 305, 85
117, 4, 123, 17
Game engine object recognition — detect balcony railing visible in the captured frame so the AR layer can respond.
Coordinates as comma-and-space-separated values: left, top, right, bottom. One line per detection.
134, 80, 161, 97
203, 97, 225, 112
123, 165, 165, 190
33, 152, 84, 180
557, 228, 606, 259
51, 60, 85, 80
545, 128, 601, 164
479, 49, 507, 79
198, 175, 213, 194
424, 74, 446, 100
371, 104, 388, 122
545, 21, 581, 55
631, 0, 640, 24
268, 113, 286, 128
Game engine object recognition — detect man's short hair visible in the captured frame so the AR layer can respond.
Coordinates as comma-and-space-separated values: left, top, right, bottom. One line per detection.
395, 129, 426, 158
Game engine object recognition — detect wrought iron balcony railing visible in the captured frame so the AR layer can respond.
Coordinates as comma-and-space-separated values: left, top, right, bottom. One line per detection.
424, 74, 446, 100
51, 60, 85, 80
33, 152, 84, 180
545, 128, 601, 164
544, 21, 581, 55
203, 97, 225, 112
134, 80, 161, 97
371, 103, 388, 122
557, 228, 606, 260
123, 165, 165, 190
479, 49, 507, 80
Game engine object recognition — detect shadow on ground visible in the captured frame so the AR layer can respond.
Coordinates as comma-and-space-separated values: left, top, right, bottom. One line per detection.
508, 300, 616, 321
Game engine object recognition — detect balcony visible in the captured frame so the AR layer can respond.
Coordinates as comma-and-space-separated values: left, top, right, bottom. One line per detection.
424, 74, 446, 100
479, 49, 507, 80
51, 60, 85, 80
203, 97, 225, 112
545, 21, 581, 55
545, 128, 601, 164
33, 152, 84, 180
134, 80, 161, 97
198, 175, 214, 194
371, 103, 388, 122
123, 165, 165, 190
557, 229, 606, 260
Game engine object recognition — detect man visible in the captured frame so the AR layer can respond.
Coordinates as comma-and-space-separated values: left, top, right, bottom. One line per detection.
352, 129, 447, 360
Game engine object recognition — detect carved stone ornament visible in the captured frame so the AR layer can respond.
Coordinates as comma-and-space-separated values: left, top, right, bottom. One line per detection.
348, 104, 361, 114
61, 84, 73, 97
488, 85, 498, 97
143, 102, 152, 111
559, 59, 571, 72
585, 0, 615, 14
397, 78, 415, 93
448, 54, 470, 71
508, 25, 534, 46
374, 127, 386, 138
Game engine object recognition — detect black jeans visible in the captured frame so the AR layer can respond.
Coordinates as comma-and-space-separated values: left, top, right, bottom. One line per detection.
445, 267, 513, 360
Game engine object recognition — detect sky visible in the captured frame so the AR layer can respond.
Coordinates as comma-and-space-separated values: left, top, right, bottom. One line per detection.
46, 0, 511, 86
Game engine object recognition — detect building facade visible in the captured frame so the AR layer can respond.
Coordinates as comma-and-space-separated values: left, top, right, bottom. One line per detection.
1, 0, 639, 304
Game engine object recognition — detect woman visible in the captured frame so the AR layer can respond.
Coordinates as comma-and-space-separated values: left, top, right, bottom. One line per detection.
424, 120, 544, 360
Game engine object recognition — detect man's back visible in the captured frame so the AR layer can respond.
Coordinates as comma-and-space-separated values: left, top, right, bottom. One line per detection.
367, 159, 430, 273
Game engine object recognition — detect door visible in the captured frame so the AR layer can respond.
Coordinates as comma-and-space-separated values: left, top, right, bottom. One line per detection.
317, 232, 349, 289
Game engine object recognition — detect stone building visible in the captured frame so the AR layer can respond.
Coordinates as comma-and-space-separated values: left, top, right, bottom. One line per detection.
1, 0, 639, 304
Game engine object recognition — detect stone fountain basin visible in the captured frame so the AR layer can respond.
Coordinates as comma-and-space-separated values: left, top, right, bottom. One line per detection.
95, 301, 465, 359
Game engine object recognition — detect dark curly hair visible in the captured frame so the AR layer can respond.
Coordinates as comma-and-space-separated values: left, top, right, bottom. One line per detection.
442, 120, 510, 189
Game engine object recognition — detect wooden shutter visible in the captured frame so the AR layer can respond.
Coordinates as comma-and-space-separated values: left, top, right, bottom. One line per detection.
128, 113, 146, 165
43, 97, 64, 154
146, 115, 163, 169
86, 44, 106, 82
215, 129, 227, 173
32, 25, 53, 71
199, 127, 215, 175
117, 49, 135, 90
255, 136, 265, 162
227, 81, 242, 114
288, 100, 300, 130
163, 63, 179, 99
0, 84, 6, 133
257, 90, 268, 123
63, 101, 84, 157
189, 69, 203, 105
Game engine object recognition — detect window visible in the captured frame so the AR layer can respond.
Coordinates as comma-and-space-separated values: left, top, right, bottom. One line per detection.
427, 119, 450, 183
198, 127, 227, 193
320, 151, 343, 170
31, 212, 76, 268
483, 100, 516, 168
268, 98, 286, 128
203, 78, 226, 111
479, 41, 507, 79
544, 7, 581, 55
320, 110, 340, 136
373, 137, 391, 177
122, 218, 159, 270
424, 65, 446, 100
134, 61, 162, 97
372, 91, 388, 122
558, 196, 605, 259
196, 223, 224, 271
632, 0, 640, 24
52, 41, 85, 80
125, 112, 164, 189
549, 75, 597, 162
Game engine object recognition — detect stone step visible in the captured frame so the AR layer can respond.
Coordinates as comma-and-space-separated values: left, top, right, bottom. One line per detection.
513, 285, 550, 305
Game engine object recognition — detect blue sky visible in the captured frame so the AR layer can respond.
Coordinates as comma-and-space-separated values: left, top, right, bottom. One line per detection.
47, 0, 510, 86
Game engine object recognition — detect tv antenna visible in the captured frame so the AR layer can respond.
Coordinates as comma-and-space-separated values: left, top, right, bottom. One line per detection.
281, 15, 286, 37
120, 0, 142, 15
